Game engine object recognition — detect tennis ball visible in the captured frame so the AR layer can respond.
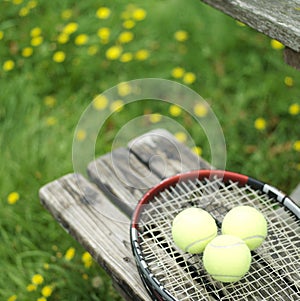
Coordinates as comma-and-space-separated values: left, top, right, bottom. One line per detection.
203, 235, 252, 283
172, 207, 217, 254
221, 206, 267, 250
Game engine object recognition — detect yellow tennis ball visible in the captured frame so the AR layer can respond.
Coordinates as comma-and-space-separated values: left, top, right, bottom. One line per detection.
221, 206, 267, 250
203, 235, 252, 283
172, 207, 217, 254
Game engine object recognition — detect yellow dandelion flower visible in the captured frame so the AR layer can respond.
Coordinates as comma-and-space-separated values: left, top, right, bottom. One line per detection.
194, 103, 208, 117
254, 117, 266, 130
74, 34, 89, 45
32, 274, 44, 285
37, 297, 47, 301
110, 100, 124, 112
106, 46, 122, 60
31, 36, 43, 47
64, 247, 76, 261
93, 95, 108, 110
169, 104, 182, 117
149, 113, 162, 123
22, 47, 33, 57
175, 132, 187, 143
53, 51, 66, 63
284, 76, 294, 87
7, 192, 19, 204
171, 67, 185, 79
293, 140, 300, 152
97, 27, 110, 43
123, 19, 136, 29
271, 39, 284, 50
87, 45, 98, 56
46, 116, 57, 126
82, 252, 93, 268
44, 96, 56, 108
192, 146, 203, 156
41, 285, 53, 298
118, 31, 134, 44
26, 284, 37, 292
61, 9, 73, 20
289, 103, 300, 115
27, 0, 38, 9
13, 0, 23, 4
76, 129, 86, 141
7, 295, 17, 301
132, 8, 147, 21
3, 60, 15, 72
0, 31, 4, 40
30, 27, 42, 37
63, 22, 78, 35
120, 52, 133, 63
118, 82, 132, 97
57, 33, 69, 44
96, 7, 111, 19
19, 7, 29, 16
183, 72, 196, 85
135, 49, 149, 61
174, 30, 189, 42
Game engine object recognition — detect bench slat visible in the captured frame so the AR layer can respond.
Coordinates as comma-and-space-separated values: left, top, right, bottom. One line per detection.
39, 173, 150, 301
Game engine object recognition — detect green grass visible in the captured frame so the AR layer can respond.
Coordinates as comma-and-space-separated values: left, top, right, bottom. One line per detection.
1, 0, 299, 300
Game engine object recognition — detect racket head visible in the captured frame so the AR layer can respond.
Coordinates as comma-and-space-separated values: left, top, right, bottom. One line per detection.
130, 170, 300, 301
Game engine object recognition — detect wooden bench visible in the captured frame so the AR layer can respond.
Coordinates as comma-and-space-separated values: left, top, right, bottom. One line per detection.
39, 129, 300, 300
200, 0, 300, 70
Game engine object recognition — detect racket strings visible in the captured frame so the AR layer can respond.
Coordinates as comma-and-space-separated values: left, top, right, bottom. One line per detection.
136, 176, 300, 300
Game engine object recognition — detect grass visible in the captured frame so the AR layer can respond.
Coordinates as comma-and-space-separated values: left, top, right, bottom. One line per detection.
0, 0, 299, 300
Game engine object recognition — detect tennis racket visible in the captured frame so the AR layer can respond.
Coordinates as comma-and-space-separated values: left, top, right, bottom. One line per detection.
130, 170, 300, 301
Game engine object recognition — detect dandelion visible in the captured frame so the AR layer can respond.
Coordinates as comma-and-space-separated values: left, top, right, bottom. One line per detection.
117, 82, 132, 97
63, 22, 78, 35
53, 51, 66, 63
175, 132, 187, 143
110, 100, 124, 112
57, 33, 69, 44
194, 103, 208, 117
171, 67, 185, 79
289, 103, 300, 115
96, 7, 111, 19
284, 76, 294, 87
37, 298, 46, 301
97, 27, 110, 43
135, 49, 149, 61
75, 34, 89, 45
192, 146, 203, 156
293, 140, 300, 152
41, 285, 53, 298
254, 117, 266, 131
22, 47, 33, 57
123, 19, 136, 29
169, 104, 182, 117
30, 27, 42, 37
26, 284, 37, 292
19, 7, 29, 16
0, 31, 4, 40
44, 96, 56, 108
13, 0, 23, 4
7, 192, 19, 204
43, 263, 49, 270
7, 295, 17, 301
106, 46, 122, 60
149, 113, 162, 123
32, 274, 44, 285
132, 8, 147, 21
270, 39, 284, 50
46, 116, 57, 126
183, 72, 196, 85
118, 31, 134, 44
31, 36, 43, 47
3, 60, 15, 72
61, 9, 73, 20
92, 276, 103, 288
82, 252, 93, 268
120, 52, 133, 63
27, 0, 38, 9
76, 129, 86, 141
174, 30, 189, 42
64, 247, 76, 261
93, 95, 108, 110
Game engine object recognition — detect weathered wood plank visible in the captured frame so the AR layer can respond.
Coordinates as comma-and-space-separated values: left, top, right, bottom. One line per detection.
200, 0, 300, 52
39, 173, 150, 301
284, 48, 300, 71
